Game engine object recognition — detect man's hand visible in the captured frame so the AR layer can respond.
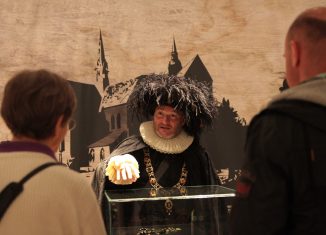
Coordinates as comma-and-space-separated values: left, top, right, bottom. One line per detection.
105, 154, 140, 185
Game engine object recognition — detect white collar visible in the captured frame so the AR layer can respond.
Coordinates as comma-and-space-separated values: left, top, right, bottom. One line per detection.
139, 121, 194, 154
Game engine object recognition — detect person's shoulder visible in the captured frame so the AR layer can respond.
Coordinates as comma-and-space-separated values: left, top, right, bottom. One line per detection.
184, 141, 209, 159
48, 165, 88, 183
119, 135, 143, 145
188, 141, 206, 152
249, 100, 297, 129
111, 135, 146, 156
25, 163, 95, 201
246, 100, 314, 151
250, 99, 326, 131
245, 106, 293, 150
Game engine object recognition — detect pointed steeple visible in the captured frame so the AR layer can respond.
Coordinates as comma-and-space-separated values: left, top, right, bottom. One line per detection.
172, 37, 178, 54
168, 36, 182, 76
95, 30, 109, 91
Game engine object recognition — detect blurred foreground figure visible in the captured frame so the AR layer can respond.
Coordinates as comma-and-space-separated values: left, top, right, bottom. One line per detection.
231, 6, 326, 235
0, 69, 106, 235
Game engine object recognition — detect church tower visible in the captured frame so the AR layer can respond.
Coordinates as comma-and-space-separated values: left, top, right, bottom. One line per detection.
168, 37, 182, 75
95, 30, 109, 91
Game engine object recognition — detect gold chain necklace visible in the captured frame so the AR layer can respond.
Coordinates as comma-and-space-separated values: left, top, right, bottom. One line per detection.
143, 148, 187, 215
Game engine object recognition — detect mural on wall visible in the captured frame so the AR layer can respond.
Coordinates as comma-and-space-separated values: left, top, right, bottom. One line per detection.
61, 30, 248, 187
0, 0, 324, 187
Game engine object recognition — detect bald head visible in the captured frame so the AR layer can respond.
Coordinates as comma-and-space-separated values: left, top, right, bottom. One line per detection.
287, 7, 326, 43
285, 7, 326, 87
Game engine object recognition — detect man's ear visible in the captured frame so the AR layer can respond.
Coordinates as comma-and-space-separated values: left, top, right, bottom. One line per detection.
290, 40, 300, 67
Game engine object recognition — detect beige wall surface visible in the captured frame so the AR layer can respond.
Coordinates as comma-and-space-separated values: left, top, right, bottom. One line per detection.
0, 0, 324, 140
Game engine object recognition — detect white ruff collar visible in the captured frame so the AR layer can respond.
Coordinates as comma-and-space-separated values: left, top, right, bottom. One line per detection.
139, 121, 194, 154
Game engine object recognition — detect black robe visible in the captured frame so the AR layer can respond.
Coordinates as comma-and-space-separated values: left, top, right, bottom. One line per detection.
92, 135, 226, 234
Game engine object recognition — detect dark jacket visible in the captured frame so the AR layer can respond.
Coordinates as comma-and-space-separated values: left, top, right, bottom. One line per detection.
230, 75, 326, 235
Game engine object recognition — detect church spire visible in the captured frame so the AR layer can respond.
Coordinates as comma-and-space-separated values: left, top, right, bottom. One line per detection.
168, 36, 182, 76
95, 29, 109, 91
172, 37, 178, 54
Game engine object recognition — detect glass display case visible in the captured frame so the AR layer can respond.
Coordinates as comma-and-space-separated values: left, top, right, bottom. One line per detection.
104, 185, 235, 235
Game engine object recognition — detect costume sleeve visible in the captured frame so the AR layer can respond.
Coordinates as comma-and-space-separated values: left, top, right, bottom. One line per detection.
230, 114, 293, 235
91, 136, 145, 203
91, 160, 107, 209
110, 135, 146, 157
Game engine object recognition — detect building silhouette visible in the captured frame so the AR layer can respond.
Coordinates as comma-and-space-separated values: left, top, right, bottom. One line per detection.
95, 30, 110, 91
178, 54, 213, 89
64, 81, 109, 173
168, 37, 182, 75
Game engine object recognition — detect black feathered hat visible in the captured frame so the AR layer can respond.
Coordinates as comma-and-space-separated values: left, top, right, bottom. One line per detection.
128, 74, 218, 136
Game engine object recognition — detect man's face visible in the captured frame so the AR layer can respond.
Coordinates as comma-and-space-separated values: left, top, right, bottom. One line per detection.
153, 105, 185, 139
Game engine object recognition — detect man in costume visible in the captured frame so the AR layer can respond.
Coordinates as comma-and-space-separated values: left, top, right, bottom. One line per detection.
92, 74, 225, 234
230, 7, 326, 235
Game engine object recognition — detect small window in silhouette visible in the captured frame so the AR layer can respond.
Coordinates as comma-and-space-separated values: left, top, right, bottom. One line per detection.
88, 148, 95, 163
117, 113, 121, 129
111, 115, 115, 129
100, 148, 105, 161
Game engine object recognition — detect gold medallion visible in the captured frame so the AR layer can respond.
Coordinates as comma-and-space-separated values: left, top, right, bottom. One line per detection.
165, 199, 173, 215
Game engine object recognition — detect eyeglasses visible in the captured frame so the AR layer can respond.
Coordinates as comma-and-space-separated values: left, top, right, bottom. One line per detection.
68, 119, 76, 131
